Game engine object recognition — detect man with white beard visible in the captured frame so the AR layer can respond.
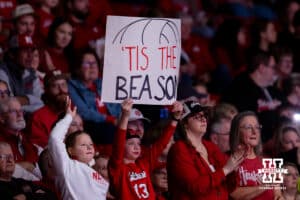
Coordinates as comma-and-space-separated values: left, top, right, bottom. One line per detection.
0, 97, 41, 181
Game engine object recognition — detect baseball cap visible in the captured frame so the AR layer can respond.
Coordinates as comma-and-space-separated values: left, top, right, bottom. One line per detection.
126, 129, 142, 140
129, 108, 150, 123
182, 101, 207, 120
43, 70, 68, 89
9, 34, 36, 49
12, 4, 34, 19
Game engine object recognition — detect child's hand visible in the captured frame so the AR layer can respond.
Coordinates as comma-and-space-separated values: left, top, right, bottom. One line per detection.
66, 96, 77, 118
121, 99, 133, 117
171, 101, 183, 121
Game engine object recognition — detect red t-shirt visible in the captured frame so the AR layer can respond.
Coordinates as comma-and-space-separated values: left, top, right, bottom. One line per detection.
0, 130, 38, 163
35, 8, 54, 41
28, 105, 60, 148
44, 48, 70, 74
236, 157, 274, 200
109, 124, 176, 200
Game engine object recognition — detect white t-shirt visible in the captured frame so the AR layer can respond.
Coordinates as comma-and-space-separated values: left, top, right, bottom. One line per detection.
48, 114, 109, 200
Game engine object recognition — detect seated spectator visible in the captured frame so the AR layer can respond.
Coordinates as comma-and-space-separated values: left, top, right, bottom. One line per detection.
180, 13, 215, 83
222, 51, 283, 142
0, 142, 57, 199
282, 73, 300, 107
282, 162, 300, 200
273, 122, 300, 156
0, 97, 41, 180
109, 99, 182, 199
42, 17, 73, 74
37, 148, 60, 199
68, 48, 121, 144
151, 165, 168, 200
167, 100, 245, 199
28, 71, 68, 149
247, 19, 277, 57
273, 47, 293, 91
0, 80, 11, 100
0, 34, 44, 113
12, 4, 35, 37
35, 0, 59, 42
210, 18, 248, 93
213, 103, 238, 121
208, 115, 231, 154
48, 97, 109, 199
65, 0, 104, 49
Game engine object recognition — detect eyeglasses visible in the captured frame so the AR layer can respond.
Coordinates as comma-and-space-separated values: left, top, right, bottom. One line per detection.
240, 124, 262, 131
0, 90, 10, 96
5, 109, 24, 117
192, 113, 207, 121
0, 154, 14, 161
82, 61, 98, 68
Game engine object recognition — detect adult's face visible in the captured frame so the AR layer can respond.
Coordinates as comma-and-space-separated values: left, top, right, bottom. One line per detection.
262, 56, 277, 87
281, 130, 300, 152
1, 99, 26, 132
46, 79, 68, 108
16, 15, 35, 36
185, 111, 207, 135
0, 145, 15, 179
17, 48, 35, 68
71, 0, 89, 21
239, 116, 261, 149
80, 53, 99, 83
215, 120, 231, 153
277, 55, 293, 77
54, 23, 73, 49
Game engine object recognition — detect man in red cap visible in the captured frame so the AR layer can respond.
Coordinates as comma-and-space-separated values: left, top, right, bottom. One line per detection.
0, 34, 44, 113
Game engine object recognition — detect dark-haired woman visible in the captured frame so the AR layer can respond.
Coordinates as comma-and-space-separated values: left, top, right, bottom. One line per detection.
167, 101, 245, 200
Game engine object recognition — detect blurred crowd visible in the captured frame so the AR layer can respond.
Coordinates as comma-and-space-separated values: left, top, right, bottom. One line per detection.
1, 0, 300, 199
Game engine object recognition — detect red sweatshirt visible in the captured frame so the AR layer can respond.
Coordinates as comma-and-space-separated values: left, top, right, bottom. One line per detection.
109, 124, 176, 200
167, 139, 229, 200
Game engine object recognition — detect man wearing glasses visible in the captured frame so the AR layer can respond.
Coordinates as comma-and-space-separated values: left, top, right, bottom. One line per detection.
0, 142, 57, 199
0, 97, 40, 181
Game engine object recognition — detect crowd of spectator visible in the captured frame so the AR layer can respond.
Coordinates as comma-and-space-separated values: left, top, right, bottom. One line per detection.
2, 0, 300, 199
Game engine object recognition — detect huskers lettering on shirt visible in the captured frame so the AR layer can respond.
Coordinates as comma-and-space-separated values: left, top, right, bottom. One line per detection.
128, 167, 151, 199
236, 157, 274, 200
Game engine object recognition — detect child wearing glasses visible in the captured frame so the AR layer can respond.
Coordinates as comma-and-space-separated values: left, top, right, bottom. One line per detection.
108, 99, 182, 199
229, 111, 281, 199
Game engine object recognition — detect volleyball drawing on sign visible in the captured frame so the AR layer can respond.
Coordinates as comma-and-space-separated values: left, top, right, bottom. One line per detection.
101, 16, 181, 105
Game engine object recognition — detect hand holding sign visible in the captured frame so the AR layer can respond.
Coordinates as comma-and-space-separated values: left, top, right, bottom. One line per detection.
102, 16, 181, 105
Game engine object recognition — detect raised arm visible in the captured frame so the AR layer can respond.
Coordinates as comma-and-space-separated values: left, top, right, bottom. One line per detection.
110, 99, 133, 168
48, 97, 77, 175
147, 101, 183, 169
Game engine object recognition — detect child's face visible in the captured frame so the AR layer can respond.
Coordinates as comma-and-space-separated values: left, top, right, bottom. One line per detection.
68, 133, 95, 164
94, 157, 109, 181
124, 138, 141, 161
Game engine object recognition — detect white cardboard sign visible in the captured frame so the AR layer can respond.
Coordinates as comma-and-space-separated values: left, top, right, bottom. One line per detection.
101, 15, 181, 105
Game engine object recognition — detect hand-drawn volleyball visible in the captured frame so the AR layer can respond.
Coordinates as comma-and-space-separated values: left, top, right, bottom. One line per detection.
108, 16, 181, 46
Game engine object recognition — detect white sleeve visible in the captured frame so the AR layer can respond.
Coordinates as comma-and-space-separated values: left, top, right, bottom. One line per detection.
48, 114, 73, 176
13, 164, 40, 181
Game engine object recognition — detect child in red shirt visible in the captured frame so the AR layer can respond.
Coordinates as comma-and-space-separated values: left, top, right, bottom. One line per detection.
109, 99, 182, 200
